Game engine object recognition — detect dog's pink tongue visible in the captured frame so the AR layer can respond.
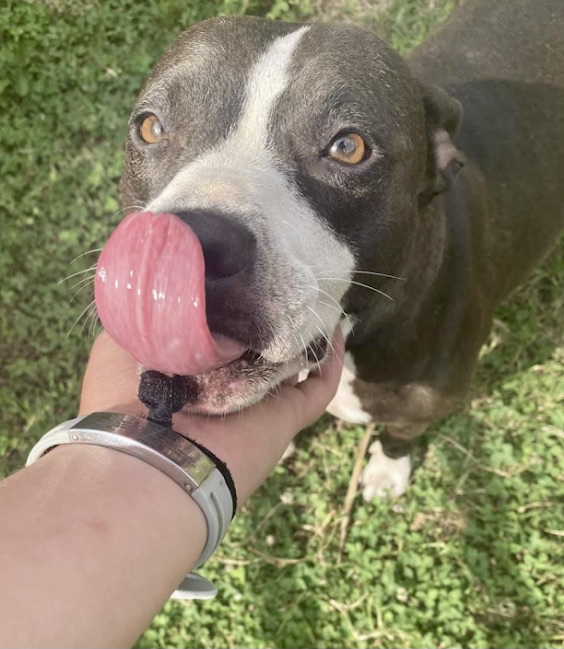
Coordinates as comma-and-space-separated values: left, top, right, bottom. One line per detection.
95, 211, 245, 375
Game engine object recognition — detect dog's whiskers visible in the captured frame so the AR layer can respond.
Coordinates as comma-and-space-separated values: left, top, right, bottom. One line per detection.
354, 270, 406, 281
315, 324, 337, 358
305, 305, 335, 354
284, 313, 308, 370
298, 331, 320, 373
255, 325, 269, 362
310, 285, 354, 331
70, 274, 95, 292
309, 286, 345, 315
306, 304, 329, 329
70, 279, 95, 304
289, 332, 306, 370
306, 336, 322, 375
62, 206, 148, 339
315, 299, 344, 315
67, 299, 95, 337
69, 248, 103, 265
88, 308, 101, 339
87, 307, 97, 338
317, 277, 395, 302
58, 264, 97, 285
81, 302, 98, 336
106, 204, 146, 224
66, 202, 145, 273
118, 204, 145, 215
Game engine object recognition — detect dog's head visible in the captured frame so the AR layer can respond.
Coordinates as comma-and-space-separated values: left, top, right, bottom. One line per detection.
119, 17, 462, 414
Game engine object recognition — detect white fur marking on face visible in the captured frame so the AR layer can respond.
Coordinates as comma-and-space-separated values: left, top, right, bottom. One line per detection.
236, 27, 310, 147
327, 351, 372, 424
147, 26, 355, 362
360, 440, 411, 500
147, 27, 311, 212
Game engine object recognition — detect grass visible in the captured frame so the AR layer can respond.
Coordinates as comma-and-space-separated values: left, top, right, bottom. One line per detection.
1, 0, 563, 647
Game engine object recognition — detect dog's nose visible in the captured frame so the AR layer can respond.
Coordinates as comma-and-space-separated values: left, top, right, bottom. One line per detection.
174, 210, 256, 281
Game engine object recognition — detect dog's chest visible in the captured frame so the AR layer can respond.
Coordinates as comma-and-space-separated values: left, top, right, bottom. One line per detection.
326, 352, 373, 425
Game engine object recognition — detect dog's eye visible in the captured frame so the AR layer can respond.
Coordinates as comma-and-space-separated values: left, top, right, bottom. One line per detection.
327, 133, 367, 165
139, 115, 166, 144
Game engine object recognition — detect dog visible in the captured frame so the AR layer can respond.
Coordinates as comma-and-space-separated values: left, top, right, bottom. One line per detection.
116, 0, 564, 499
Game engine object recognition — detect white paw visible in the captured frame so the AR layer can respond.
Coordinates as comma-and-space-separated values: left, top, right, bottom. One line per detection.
360, 440, 411, 500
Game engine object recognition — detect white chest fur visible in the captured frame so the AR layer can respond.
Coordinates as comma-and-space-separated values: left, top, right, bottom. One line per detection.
324, 321, 414, 499
326, 351, 372, 425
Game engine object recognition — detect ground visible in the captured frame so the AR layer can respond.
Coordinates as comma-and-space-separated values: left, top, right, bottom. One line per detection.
0, 0, 562, 647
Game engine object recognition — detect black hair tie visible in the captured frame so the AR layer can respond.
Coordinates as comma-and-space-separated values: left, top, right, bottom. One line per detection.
138, 370, 188, 428
137, 369, 237, 514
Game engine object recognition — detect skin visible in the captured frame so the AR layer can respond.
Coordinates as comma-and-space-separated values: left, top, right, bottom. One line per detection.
0, 330, 343, 648
79, 329, 344, 504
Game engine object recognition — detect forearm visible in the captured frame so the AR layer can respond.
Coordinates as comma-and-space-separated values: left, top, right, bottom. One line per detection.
0, 444, 206, 649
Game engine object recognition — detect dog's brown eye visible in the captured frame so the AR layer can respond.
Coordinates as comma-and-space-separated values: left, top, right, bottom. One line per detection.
328, 133, 367, 165
139, 115, 165, 144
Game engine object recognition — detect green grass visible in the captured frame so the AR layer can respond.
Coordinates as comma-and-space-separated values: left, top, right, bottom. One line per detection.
1, 0, 563, 647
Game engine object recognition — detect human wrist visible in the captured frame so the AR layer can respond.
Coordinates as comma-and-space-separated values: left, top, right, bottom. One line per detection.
1, 443, 208, 647
27, 412, 235, 598
80, 400, 246, 505
47, 442, 208, 567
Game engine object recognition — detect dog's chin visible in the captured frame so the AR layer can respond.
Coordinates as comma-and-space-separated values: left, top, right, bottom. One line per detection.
181, 338, 329, 416
180, 352, 299, 416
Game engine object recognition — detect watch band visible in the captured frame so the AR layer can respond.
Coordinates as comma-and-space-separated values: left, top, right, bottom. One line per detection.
25, 412, 236, 600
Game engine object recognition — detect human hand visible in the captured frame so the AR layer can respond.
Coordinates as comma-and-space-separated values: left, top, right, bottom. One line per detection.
79, 330, 344, 505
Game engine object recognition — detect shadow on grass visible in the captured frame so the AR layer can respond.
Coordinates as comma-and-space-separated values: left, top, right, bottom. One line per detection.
474, 240, 563, 393
214, 241, 564, 649
417, 240, 563, 647
135, 241, 561, 648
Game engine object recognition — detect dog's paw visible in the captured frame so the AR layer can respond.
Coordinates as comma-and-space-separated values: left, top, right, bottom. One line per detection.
360, 440, 411, 500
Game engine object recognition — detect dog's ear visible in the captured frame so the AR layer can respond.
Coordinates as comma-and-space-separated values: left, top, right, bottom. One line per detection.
419, 84, 465, 202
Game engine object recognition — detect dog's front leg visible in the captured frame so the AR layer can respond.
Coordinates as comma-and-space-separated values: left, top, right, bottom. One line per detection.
356, 382, 465, 500
360, 422, 427, 500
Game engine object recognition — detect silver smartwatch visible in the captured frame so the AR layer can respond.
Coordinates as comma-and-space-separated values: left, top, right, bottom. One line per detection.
26, 411, 236, 600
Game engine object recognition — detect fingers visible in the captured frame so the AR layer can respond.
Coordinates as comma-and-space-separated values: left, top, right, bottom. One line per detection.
291, 325, 345, 425
79, 331, 143, 416
265, 325, 344, 434
79, 327, 345, 505
223, 325, 344, 443
179, 328, 345, 503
